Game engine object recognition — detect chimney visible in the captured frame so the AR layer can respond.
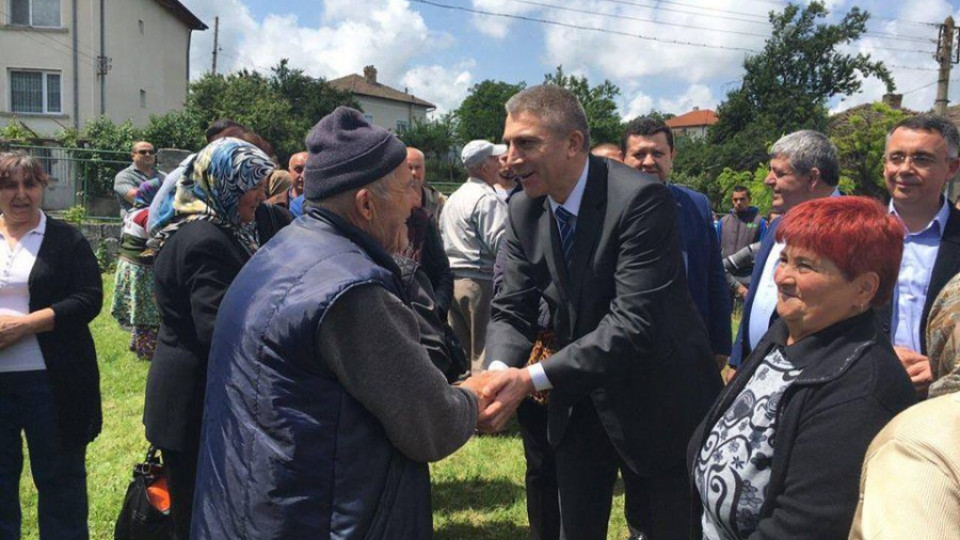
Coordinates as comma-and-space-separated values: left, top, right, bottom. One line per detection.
692, 106, 700, 111
882, 93, 903, 110
363, 65, 377, 84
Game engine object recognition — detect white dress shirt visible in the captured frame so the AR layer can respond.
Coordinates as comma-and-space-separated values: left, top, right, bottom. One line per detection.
0, 212, 47, 372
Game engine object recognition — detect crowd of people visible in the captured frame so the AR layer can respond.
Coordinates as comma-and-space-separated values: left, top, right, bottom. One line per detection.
1, 83, 959, 540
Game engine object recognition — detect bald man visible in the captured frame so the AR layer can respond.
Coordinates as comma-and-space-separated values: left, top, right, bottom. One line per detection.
407, 147, 447, 225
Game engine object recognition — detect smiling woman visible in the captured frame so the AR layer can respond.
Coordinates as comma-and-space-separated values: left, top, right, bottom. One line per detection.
688, 197, 918, 540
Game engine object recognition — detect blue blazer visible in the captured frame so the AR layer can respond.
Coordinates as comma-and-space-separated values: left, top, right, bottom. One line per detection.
668, 184, 732, 356
729, 218, 780, 368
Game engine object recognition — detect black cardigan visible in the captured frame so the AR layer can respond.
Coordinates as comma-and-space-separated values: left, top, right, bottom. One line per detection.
687, 312, 917, 539
28, 216, 104, 449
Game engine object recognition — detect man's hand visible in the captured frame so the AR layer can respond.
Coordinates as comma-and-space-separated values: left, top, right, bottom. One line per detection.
477, 368, 534, 433
458, 372, 495, 415
893, 346, 933, 396
715, 354, 729, 371
724, 368, 737, 385
736, 285, 748, 299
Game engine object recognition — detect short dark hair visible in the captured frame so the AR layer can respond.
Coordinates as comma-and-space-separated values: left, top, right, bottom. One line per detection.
0, 151, 49, 188
732, 185, 751, 198
206, 119, 244, 142
888, 114, 959, 159
621, 117, 674, 153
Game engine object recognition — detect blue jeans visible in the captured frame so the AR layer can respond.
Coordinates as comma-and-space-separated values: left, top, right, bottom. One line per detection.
0, 370, 89, 540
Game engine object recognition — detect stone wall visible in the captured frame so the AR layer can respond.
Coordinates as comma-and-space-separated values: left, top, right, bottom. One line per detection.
79, 222, 122, 266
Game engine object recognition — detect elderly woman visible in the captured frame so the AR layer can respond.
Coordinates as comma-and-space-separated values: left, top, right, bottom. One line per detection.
143, 138, 273, 539
688, 197, 918, 540
0, 152, 102, 539
110, 178, 163, 360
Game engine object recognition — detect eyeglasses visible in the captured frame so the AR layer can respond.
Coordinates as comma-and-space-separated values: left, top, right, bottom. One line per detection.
136, 149, 155, 156
885, 153, 938, 169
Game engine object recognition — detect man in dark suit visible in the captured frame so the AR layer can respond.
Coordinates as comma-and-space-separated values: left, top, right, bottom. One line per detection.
479, 85, 722, 539
620, 116, 731, 366
728, 130, 840, 377
876, 114, 960, 396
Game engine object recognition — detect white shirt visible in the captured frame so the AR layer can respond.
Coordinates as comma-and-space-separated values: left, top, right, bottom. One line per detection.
490, 160, 590, 391
0, 212, 47, 372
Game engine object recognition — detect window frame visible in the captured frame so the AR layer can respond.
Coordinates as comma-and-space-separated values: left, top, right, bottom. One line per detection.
9, 69, 63, 115
9, 0, 62, 28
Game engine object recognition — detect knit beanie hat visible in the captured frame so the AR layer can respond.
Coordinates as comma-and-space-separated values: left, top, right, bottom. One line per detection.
303, 106, 408, 200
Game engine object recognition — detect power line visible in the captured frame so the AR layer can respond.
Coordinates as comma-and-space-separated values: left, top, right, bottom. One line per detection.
888, 64, 940, 71
411, 0, 761, 52
499, 0, 770, 38
590, 0, 771, 25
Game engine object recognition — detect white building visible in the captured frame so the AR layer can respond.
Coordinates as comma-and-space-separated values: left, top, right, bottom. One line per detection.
0, 0, 206, 136
328, 65, 435, 132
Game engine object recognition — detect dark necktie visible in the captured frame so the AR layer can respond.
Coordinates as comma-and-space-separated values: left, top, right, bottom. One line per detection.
555, 206, 576, 268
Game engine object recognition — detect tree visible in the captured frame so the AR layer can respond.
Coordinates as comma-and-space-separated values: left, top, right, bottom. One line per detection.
829, 102, 909, 200
708, 1, 894, 173
397, 113, 463, 183
456, 80, 525, 143
543, 66, 623, 145
141, 108, 206, 151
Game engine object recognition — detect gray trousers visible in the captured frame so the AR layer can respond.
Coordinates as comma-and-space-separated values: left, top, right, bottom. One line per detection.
448, 277, 493, 373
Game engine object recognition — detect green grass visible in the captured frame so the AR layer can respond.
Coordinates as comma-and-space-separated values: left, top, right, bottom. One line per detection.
16, 274, 632, 539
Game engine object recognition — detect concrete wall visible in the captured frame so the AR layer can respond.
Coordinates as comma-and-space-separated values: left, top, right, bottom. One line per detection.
356, 95, 430, 132
0, 0, 196, 136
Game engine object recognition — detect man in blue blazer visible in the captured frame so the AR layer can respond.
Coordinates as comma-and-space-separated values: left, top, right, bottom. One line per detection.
728, 130, 841, 376
621, 117, 732, 364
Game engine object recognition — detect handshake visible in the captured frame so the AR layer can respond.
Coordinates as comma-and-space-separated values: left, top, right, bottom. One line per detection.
459, 368, 536, 433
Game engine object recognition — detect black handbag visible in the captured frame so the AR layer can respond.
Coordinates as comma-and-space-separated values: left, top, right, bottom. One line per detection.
114, 445, 173, 540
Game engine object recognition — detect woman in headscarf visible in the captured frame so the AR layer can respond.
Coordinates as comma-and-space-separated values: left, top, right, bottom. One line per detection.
143, 137, 273, 539
110, 177, 162, 360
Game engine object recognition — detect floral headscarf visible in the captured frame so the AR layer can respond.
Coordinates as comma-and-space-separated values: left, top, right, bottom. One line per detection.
150, 137, 274, 254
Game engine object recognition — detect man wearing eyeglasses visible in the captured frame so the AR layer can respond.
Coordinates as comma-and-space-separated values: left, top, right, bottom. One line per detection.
878, 114, 960, 397
114, 141, 164, 218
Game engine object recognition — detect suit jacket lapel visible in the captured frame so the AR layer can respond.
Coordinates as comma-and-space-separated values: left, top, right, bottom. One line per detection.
567, 157, 607, 330
922, 205, 960, 352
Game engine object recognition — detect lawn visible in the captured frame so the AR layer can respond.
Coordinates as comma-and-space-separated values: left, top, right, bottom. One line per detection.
18, 274, 631, 539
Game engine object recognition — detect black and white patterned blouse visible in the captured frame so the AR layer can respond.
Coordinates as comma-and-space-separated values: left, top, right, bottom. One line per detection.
694, 348, 804, 539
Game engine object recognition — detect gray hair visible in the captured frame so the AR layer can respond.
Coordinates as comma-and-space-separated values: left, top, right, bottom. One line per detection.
769, 130, 839, 187
887, 114, 960, 159
505, 84, 591, 152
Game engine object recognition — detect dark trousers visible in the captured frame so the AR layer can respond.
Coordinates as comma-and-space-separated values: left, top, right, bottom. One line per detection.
160, 442, 199, 540
517, 398, 561, 540
0, 371, 88, 540
555, 402, 691, 540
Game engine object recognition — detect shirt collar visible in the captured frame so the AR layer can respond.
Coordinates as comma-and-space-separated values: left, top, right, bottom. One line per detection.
0, 211, 46, 238
548, 159, 590, 217
888, 196, 950, 239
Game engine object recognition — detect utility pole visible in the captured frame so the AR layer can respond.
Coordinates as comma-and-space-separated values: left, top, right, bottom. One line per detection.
935, 16, 956, 115
212, 16, 220, 75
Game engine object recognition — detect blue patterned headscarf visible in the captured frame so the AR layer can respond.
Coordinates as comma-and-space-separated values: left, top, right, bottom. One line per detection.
150, 138, 274, 254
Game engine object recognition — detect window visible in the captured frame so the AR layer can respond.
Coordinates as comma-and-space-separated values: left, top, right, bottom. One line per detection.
10, 70, 62, 114
140, 89, 147, 109
396, 120, 410, 132
10, 0, 61, 27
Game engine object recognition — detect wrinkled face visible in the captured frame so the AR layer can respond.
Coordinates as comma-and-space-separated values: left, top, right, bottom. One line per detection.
406, 149, 425, 187
237, 178, 267, 224
731, 190, 750, 213
622, 133, 675, 182
0, 170, 44, 227
370, 161, 417, 254
774, 245, 861, 341
132, 142, 155, 169
765, 156, 814, 213
884, 127, 959, 213
502, 111, 577, 199
288, 152, 308, 195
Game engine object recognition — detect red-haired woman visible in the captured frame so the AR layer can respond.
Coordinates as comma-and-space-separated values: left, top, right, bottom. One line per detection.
688, 197, 917, 540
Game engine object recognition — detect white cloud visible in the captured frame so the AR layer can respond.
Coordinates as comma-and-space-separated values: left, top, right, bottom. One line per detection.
401, 61, 476, 116
622, 92, 654, 120
621, 84, 718, 119
470, 0, 539, 39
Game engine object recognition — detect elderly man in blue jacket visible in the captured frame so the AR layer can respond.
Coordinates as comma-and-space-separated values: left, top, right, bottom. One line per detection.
191, 107, 487, 539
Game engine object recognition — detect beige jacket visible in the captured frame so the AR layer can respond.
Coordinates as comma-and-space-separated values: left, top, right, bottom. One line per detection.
849, 393, 960, 540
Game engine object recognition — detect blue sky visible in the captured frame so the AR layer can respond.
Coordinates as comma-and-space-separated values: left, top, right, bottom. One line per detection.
179, 0, 960, 122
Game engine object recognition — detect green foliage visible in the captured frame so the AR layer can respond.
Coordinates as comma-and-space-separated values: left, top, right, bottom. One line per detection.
456, 80, 526, 142
829, 102, 908, 201
398, 113, 465, 183
57, 116, 137, 197
62, 204, 87, 225
707, 1, 893, 175
714, 165, 772, 214
543, 66, 623, 146
0, 118, 36, 140
141, 108, 206, 151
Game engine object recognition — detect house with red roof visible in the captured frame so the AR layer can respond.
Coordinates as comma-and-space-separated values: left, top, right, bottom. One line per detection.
665, 107, 719, 138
